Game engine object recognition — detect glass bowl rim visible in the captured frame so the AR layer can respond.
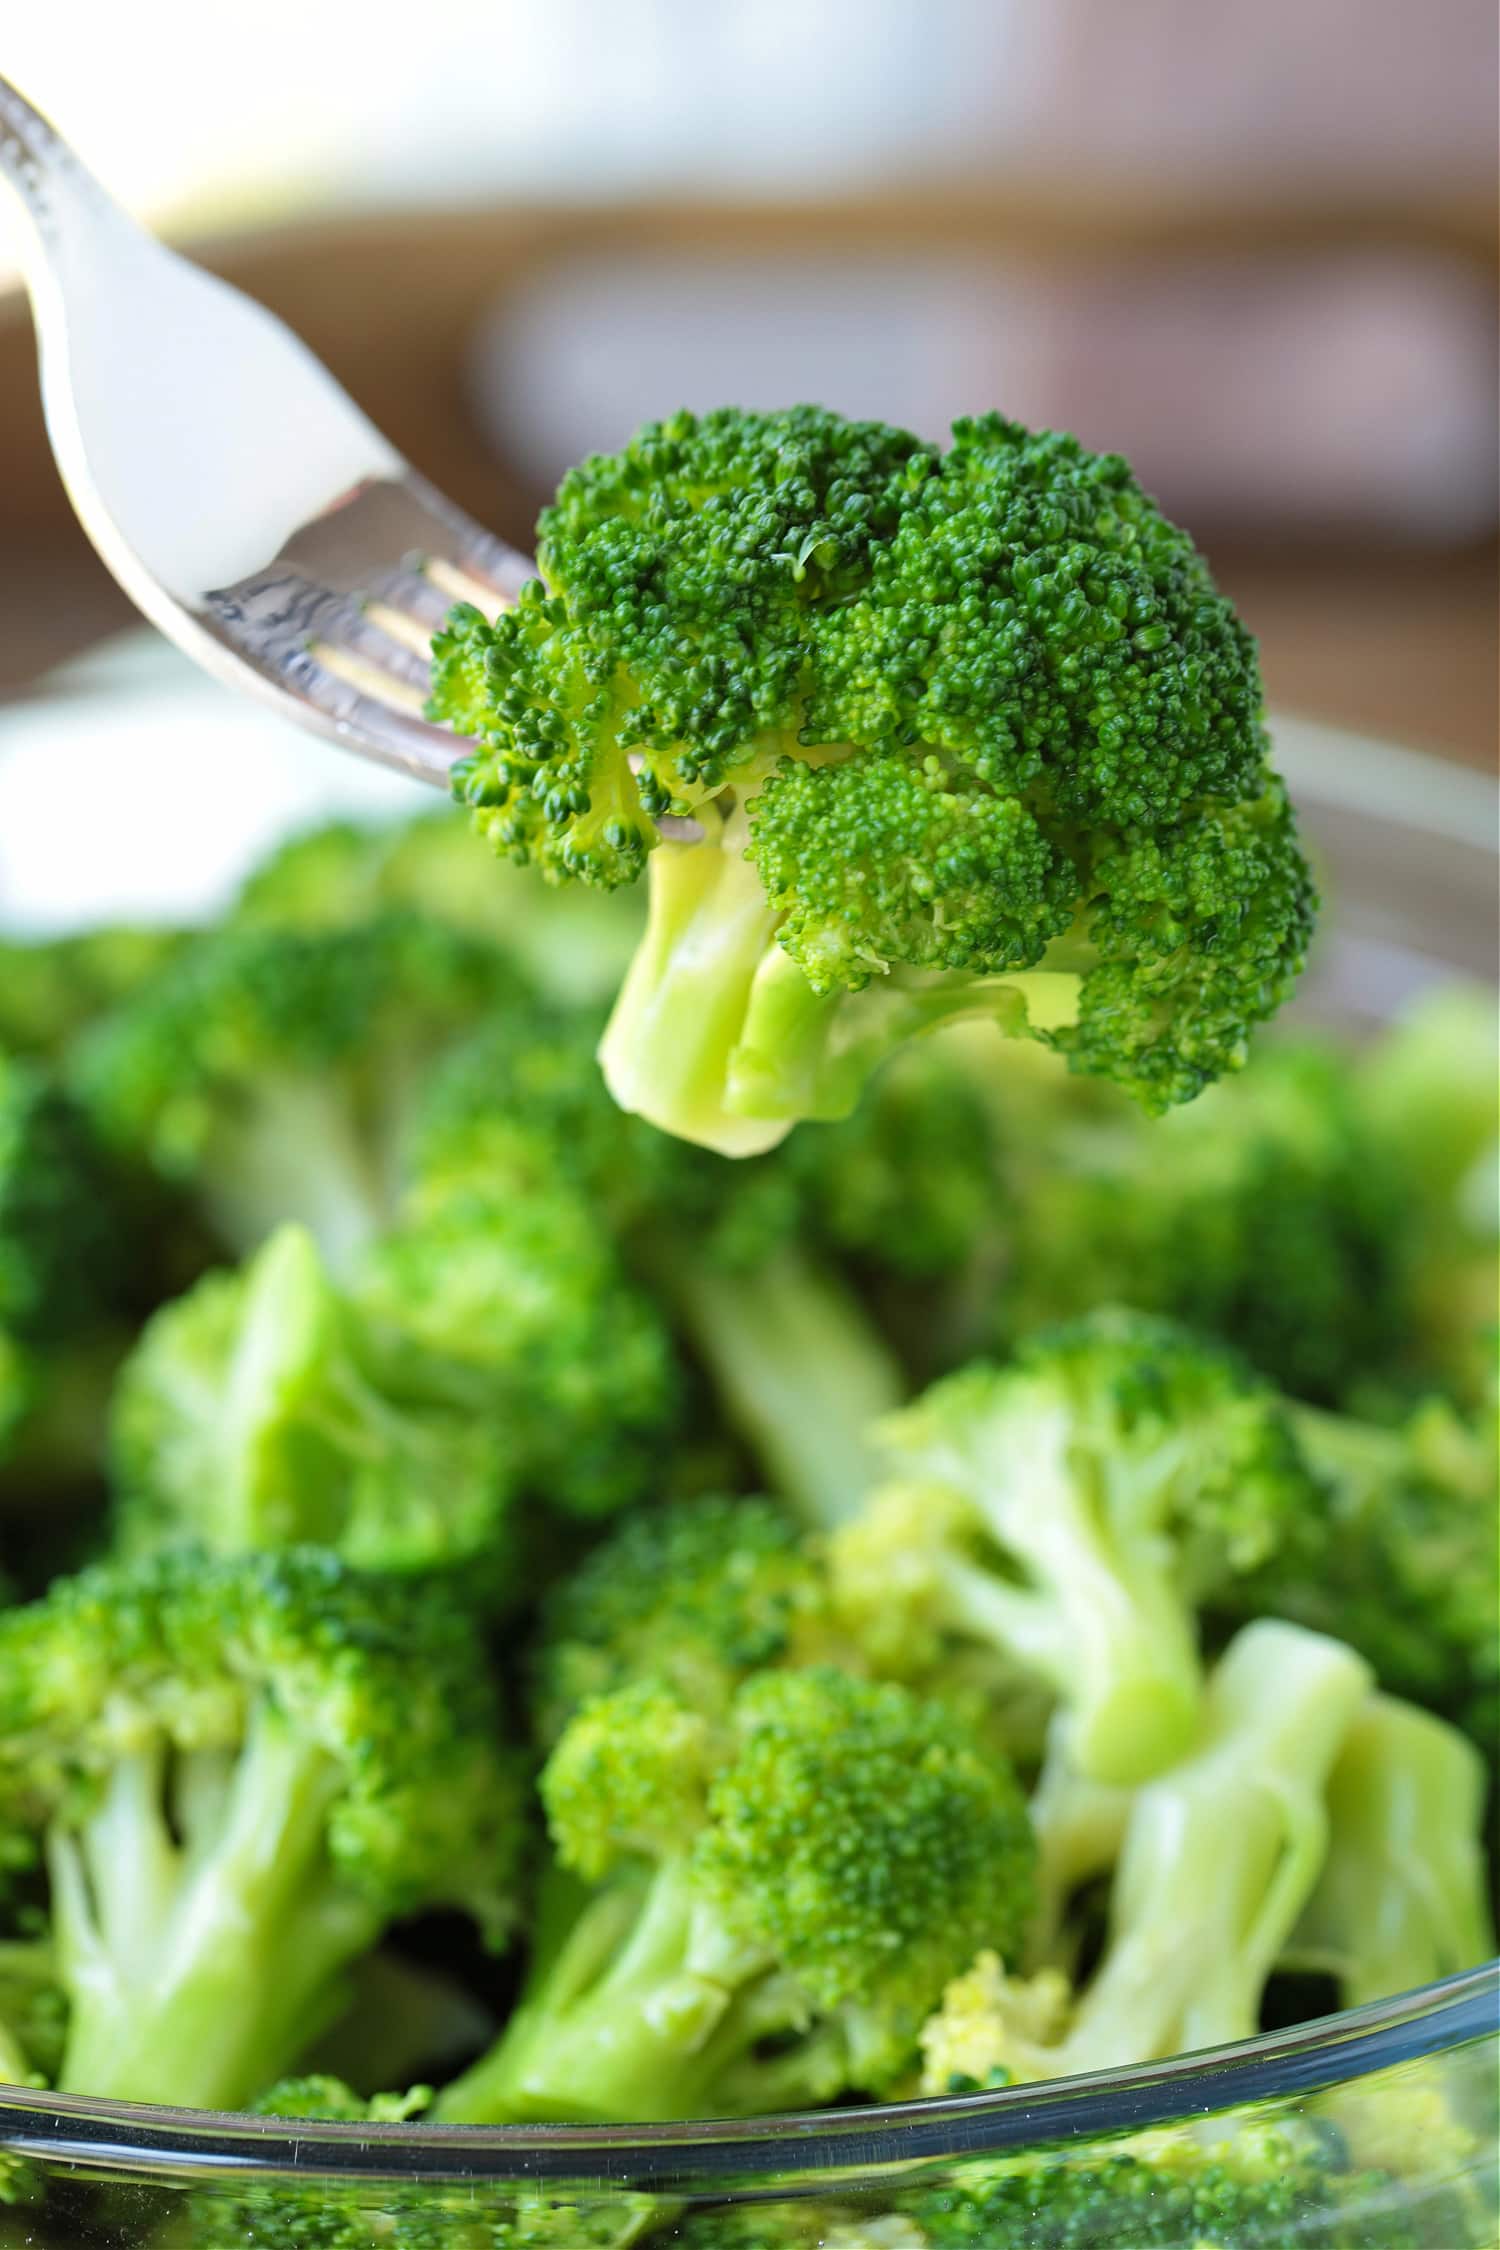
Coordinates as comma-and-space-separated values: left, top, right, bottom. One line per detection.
0, 1965, 1494, 2188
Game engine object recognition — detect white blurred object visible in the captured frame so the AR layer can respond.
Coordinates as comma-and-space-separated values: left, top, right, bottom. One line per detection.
475, 249, 1499, 539
0, 634, 415, 931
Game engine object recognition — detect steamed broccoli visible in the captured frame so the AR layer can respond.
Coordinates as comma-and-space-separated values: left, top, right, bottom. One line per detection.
184, 2076, 664, 2250
407, 1002, 911, 1526
234, 812, 645, 1005
430, 406, 1314, 1155
438, 1667, 1034, 2123
0, 925, 184, 1060
0, 1546, 525, 2109
356, 1169, 682, 1525
886, 2119, 1483, 2250
528, 1494, 837, 1745
1287, 1695, 1495, 2008
75, 913, 518, 1275
108, 1225, 518, 1577
0, 1931, 57, 2088
833, 1311, 1314, 1784
1220, 1393, 1500, 1748
918, 1621, 1373, 2085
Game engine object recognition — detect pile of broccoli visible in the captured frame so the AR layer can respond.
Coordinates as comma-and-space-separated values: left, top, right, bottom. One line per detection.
0, 404, 1493, 2250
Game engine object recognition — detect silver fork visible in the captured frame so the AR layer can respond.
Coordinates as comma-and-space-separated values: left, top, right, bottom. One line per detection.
0, 74, 532, 789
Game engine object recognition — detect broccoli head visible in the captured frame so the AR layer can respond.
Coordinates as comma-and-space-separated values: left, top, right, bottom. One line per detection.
109, 1224, 518, 1579
356, 1168, 682, 1524
1219, 1393, 1500, 1750
0, 1546, 525, 2109
837, 1309, 1315, 1784
0, 1051, 139, 1346
438, 1667, 1035, 2123
0, 926, 184, 1060
528, 1494, 837, 1745
75, 912, 518, 1275
432, 406, 1313, 1155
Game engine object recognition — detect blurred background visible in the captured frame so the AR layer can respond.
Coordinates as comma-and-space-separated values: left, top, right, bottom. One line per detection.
1, 0, 1495, 766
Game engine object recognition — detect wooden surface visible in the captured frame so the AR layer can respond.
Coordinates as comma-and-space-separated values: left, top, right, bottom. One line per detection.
1, 198, 1494, 767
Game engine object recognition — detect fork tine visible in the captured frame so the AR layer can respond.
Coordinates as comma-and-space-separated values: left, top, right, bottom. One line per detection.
367, 567, 456, 634
279, 644, 471, 784
315, 601, 433, 691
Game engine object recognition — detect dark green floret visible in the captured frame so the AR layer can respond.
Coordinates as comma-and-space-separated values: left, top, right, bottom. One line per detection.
75, 912, 519, 1274
836, 1309, 1315, 1783
0, 1545, 525, 2109
438, 1667, 1034, 2123
432, 405, 1313, 1155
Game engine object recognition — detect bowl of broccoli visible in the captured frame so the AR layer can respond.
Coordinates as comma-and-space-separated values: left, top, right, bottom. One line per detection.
0, 406, 1494, 2250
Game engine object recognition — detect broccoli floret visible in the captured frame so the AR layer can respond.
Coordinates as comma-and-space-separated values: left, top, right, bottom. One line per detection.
356, 1170, 682, 1525
0, 926, 184, 1059
1220, 1394, 1500, 1749
529, 1494, 837, 1745
0, 1546, 525, 2109
409, 1006, 906, 1527
75, 913, 518, 1275
891, 2119, 1466, 2250
0, 1052, 139, 1347
992, 1041, 1429, 1409
108, 1225, 518, 1578
919, 1621, 1373, 2084
835, 1311, 1314, 1784
234, 812, 644, 1006
185, 2076, 664, 2250
433, 406, 1313, 1155
438, 1667, 1034, 2123
1287, 1695, 1495, 2007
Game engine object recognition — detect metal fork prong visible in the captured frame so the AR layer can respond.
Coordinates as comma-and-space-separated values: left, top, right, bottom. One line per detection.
424, 555, 515, 618
367, 567, 455, 635
314, 601, 432, 691
283, 646, 469, 785
359, 601, 438, 667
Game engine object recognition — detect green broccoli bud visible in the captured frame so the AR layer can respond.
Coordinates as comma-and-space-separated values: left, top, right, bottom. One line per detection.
356, 1171, 682, 1525
529, 1494, 838, 1745
0, 1547, 526, 2109
109, 1225, 518, 1578
1287, 1695, 1495, 2007
75, 913, 519, 1275
1219, 1393, 1499, 1751
233, 811, 644, 1006
438, 1667, 1034, 2124
434, 406, 1313, 1155
840, 1310, 1314, 1784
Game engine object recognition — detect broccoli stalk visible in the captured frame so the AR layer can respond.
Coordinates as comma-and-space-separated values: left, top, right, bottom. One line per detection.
438, 1670, 1034, 2124
1062, 1620, 1372, 2067
0, 1549, 524, 2111
918, 1621, 1373, 2088
648, 1244, 902, 1528
435, 406, 1314, 1156
1286, 1695, 1495, 2008
834, 1311, 1313, 1784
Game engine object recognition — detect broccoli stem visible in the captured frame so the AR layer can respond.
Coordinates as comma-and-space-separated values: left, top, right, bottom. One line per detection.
653, 1245, 905, 1529
207, 1083, 401, 1278
1026, 1719, 1133, 1969
599, 810, 790, 1158
1064, 1622, 1372, 2071
50, 1709, 380, 2109
437, 1860, 735, 2124
1286, 1695, 1495, 2008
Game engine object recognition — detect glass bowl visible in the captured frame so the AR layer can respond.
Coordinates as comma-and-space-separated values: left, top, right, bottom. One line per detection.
0, 640, 1496, 2248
